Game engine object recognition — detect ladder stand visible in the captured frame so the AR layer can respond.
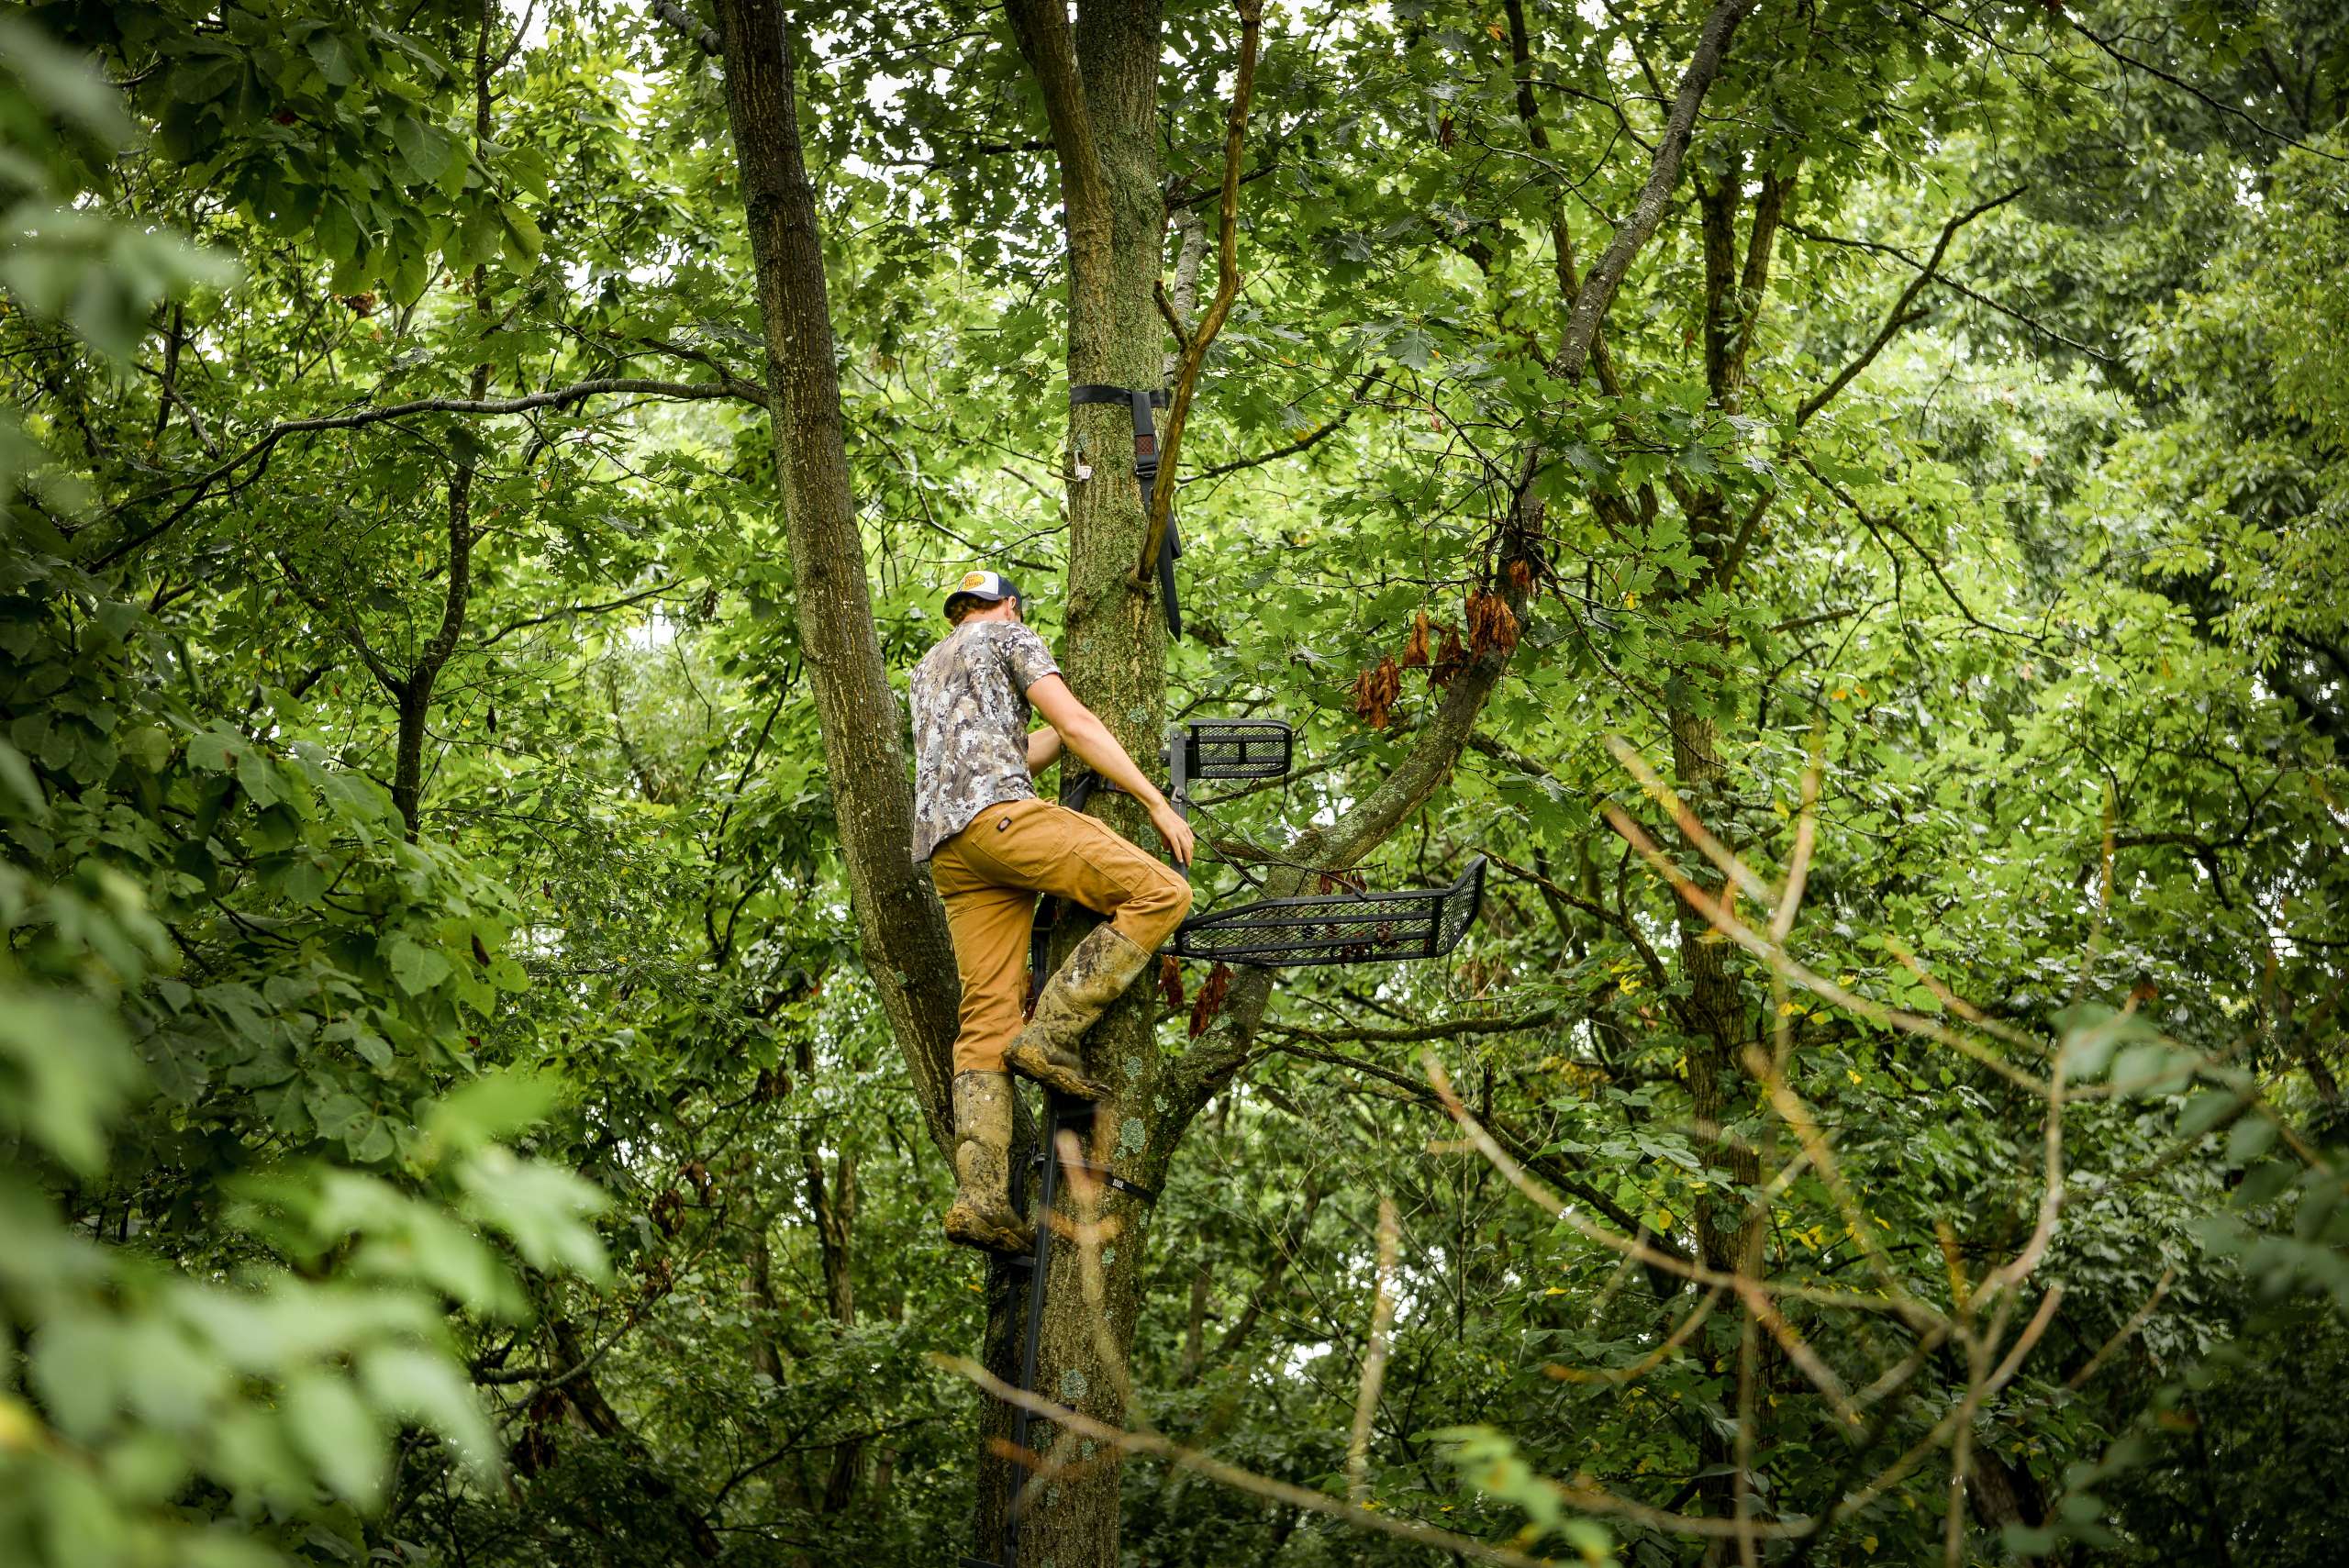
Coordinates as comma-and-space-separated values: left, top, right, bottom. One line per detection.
969, 719, 1485, 1568
959, 1088, 1156, 1568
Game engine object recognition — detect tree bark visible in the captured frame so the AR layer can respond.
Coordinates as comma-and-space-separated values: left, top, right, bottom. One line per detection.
997, 5, 1170, 1561
704, 4, 1041, 1555
389, 358, 482, 842
708, 0, 963, 1152
392, 1, 498, 842
794, 1024, 863, 1512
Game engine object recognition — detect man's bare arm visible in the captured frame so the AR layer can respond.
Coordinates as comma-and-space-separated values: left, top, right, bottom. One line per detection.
1027, 674, 1196, 864
1026, 725, 1063, 775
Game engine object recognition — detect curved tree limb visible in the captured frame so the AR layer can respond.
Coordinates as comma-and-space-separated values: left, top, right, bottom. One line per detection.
2062, 15, 2341, 161
1134, 0, 1264, 588
1795, 187, 2021, 427
1186, 370, 1376, 483
1784, 219, 2118, 366
91, 376, 770, 570
651, 0, 721, 56
1553, 0, 1757, 384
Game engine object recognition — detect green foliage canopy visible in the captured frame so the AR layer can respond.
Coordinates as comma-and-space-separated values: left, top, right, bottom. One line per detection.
2, 1, 2344, 1564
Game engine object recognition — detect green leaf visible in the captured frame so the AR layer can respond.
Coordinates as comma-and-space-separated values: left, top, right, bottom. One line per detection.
2176, 1090, 2239, 1140
2002, 1524, 2059, 1555
0, 738, 45, 817
0, 15, 136, 142
188, 730, 239, 772
0, 990, 138, 1173
305, 29, 357, 87
2226, 1114, 2278, 1166
386, 938, 452, 996
348, 1116, 396, 1163
306, 1089, 368, 1141
497, 201, 543, 261
28, 1312, 118, 1440
357, 1347, 499, 1484
284, 1370, 386, 1509
429, 1070, 559, 1149
165, 48, 243, 106
391, 117, 461, 184
459, 1148, 609, 1281
314, 197, 362, 265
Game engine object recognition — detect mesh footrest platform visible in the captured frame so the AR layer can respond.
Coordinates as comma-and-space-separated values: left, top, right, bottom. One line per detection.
1177, 719, 1292, 781
1170, 856, 1486, 969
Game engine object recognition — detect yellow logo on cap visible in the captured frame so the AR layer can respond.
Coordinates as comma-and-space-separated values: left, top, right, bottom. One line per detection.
961, 572, 990, 591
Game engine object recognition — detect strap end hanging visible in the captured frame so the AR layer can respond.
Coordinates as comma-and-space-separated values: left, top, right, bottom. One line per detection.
1157, 514, 1182, 640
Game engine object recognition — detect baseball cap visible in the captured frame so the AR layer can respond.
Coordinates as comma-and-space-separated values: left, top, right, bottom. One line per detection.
943, 568, 1023, 614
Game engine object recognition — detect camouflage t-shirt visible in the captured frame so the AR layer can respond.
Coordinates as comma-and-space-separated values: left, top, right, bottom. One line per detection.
908, 619, 1062, 861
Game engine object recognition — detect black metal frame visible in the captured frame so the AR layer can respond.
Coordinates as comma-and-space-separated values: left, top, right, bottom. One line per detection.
1175, 719, 1293, 782
1170, 855, 1486, 969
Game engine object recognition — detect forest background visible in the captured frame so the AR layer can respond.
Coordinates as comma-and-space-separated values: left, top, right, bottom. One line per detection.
2, 0, 2345, 1564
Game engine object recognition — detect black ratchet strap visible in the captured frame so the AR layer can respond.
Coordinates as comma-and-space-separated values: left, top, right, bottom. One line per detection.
1069, 384, 1182, 639
1034, 1147, 1159, 1206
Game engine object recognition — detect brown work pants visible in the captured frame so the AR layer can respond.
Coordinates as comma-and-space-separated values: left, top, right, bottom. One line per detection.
930, 797, 1193, 1074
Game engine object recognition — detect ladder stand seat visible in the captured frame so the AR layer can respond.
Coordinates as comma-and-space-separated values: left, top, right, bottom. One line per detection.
1175, 718, 1292, 780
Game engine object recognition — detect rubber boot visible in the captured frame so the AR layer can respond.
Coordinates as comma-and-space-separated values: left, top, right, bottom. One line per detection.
1004, 923, 1151, 1101
943, 1071, 1033, 1253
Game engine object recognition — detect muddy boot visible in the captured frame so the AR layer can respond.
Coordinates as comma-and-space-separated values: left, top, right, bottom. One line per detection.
944, 1071, 1034, 1253
1004, 923, 1152, 1101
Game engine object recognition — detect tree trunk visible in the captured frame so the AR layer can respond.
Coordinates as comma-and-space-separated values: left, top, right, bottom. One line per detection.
393, 4, 498, 842
801, 1131, 862, 1510
998, 4, 1170, 1561
705, 4, 1039, 1554
1671, 705, 1765, 1539
707, 0, 963, 1152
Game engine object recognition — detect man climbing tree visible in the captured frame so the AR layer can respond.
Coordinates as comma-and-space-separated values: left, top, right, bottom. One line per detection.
911, 569, 1195, 1252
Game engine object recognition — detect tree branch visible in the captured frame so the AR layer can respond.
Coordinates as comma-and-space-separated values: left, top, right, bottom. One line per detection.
1257, 1008, 1564, 1045
1266, 1041, 1679, 1261
1796, 188, 2021, 426
1136, 0, 1264, 588
878, 137, 1051, 172
1796, 450, 2038, 643
473, 580, 688, 649
1552, 0, 1757, 384
651, 0, 722, 56
2063, 16, 2341, 161
1169, 0, 1755, 1117
1186, 371, 1376, 482
1797, 224, 2099, 364
1478, 844, 1671, 992
92, 377, 768, 570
